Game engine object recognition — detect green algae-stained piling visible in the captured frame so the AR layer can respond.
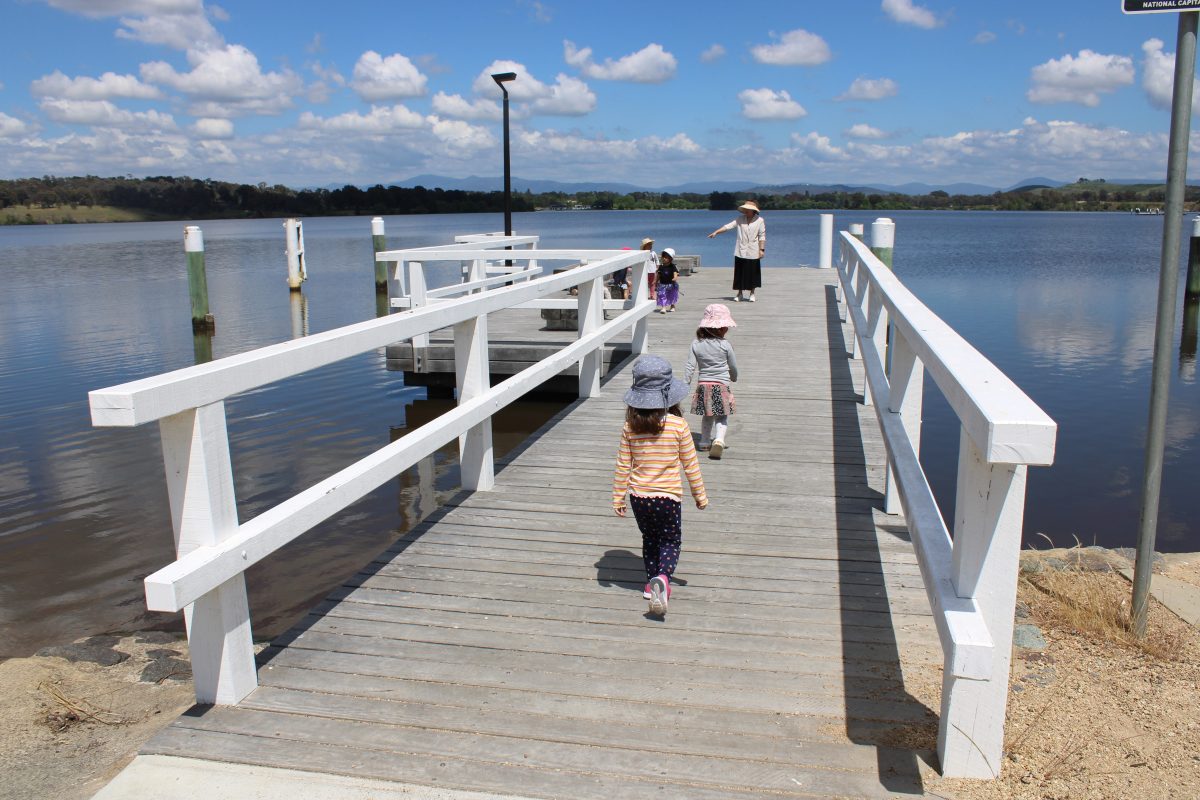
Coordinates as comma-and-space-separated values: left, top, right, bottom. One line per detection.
1186, 215, 1200, 300
184, 225, 214, 332
871, 217, 895, 271
372, 217, 388, 292
849, 221, 865, 241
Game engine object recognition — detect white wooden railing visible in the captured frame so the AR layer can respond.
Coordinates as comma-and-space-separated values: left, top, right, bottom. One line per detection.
836, 230, 1057, 779
88, 237, 653, 706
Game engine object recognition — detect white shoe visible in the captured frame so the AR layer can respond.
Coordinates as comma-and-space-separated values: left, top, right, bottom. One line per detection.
748, 295, 757, 302
732, 295, 741, 302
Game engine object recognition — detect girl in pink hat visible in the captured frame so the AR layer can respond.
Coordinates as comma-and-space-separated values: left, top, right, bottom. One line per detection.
684, 304, 738, 459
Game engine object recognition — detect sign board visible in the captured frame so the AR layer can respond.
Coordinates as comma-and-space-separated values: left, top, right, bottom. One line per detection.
1123, 0, 1200, 13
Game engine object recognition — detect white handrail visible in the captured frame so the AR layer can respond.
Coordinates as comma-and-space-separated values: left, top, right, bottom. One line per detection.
88, 242, 654, 706
836, 229, 1056, 780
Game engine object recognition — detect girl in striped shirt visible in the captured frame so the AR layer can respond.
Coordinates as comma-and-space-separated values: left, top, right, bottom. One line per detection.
612, 355, 708, 616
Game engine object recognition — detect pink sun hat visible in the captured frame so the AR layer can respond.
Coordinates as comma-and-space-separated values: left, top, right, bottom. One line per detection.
699, 303, 737, 329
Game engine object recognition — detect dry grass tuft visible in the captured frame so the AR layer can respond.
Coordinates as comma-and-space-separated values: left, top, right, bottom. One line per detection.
1020, 550, 1188, 661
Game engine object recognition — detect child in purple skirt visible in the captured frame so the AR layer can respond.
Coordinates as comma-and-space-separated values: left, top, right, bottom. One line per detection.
655, 248, 680, 313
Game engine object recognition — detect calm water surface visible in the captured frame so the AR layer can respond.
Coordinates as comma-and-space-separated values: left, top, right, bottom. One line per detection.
1, 209, 1196, 657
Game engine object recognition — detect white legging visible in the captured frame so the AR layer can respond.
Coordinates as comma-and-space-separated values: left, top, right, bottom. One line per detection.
700, 415, 728, 444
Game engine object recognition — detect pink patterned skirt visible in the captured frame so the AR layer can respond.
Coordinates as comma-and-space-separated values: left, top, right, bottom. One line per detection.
690, 381, 736, 416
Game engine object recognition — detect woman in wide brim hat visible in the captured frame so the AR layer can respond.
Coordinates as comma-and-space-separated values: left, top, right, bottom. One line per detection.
707, 200, 765, 303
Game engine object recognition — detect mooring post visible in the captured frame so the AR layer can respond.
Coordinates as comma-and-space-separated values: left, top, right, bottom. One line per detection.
1182, 300, 1198, 383
870, 217, 895, 270
848, 222, 864, 242
184, 225, 215, 332
1186, 215, 1200, 300
819, 213, 834, 269
284, 218, 305, 291
372, 217, 388, 292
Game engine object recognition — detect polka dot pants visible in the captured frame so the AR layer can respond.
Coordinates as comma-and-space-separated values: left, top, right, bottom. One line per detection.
628, 494, 683, 581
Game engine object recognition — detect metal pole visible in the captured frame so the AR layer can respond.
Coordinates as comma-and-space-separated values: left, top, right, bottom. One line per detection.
1133, 10, 1198, 637
501, 88, 512, 237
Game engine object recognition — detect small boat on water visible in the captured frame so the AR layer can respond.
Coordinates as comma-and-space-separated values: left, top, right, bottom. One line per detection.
1132, 207, 1164, 215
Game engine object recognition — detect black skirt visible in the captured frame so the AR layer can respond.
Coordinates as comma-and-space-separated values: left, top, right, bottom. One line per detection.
732, 256, 761, 290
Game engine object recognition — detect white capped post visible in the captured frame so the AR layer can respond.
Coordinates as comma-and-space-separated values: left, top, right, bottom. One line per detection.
372, 217, 387, 291
819, 214, 834, 269
284, 219, 306, 291
870, 217, 895, 270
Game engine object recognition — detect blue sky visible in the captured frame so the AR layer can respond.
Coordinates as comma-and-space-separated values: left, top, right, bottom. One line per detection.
0, 0, 1196, 189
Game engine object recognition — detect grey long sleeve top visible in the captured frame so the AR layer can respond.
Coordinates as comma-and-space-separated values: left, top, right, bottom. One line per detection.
684, 338, 738, 385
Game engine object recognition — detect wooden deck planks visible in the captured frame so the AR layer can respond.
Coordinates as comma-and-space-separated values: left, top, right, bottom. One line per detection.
145, 266, 941, 798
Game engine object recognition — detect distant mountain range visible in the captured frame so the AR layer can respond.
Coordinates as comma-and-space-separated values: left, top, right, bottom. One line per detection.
381, 174, 1195, 196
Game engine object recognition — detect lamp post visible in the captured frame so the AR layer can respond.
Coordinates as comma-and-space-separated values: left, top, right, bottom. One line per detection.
492, 71, 516, 237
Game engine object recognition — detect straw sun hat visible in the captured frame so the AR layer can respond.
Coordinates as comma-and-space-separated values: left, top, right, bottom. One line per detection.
624, 355, 689, 409
738, 200, 760, 213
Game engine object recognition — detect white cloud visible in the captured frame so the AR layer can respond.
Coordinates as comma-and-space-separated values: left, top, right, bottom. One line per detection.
974, 31, 997, 45
31, 70, 163, 100
39, 98, 175, 130
350, 51, 428, 102
470, 62, 595, 116
563, 41, 676, 83
0, 112, 28, 138
846, 123, 888, 139
297, 104, 428, 134
1027, 50, 1134, 107
700, 44, 726, 63
790, 132, 850, 161
750, 29, 832, 66
432, 92, 501, 121
837, 77, 899, 102
1141, 38, 1200, 113
738, 88, 807, 120
881, 0, 943, 29
140, 44, 303, 116
430, 118, 495, 155
46, 0, 224, 50
192, 117, 233, 138
530, 74, 596, 115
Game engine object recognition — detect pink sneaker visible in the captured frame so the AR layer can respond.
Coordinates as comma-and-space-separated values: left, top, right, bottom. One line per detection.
648, 575, 670, 615
642, 583, 652, 599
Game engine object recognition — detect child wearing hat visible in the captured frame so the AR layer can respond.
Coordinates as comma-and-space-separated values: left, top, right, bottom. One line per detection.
655, 248, 680, 313
640, 237, 659, 300
612, 355, 708, 616
685, 304, 738, 459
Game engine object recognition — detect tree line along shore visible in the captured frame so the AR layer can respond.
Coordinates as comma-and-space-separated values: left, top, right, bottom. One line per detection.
2, 175, 1196, 225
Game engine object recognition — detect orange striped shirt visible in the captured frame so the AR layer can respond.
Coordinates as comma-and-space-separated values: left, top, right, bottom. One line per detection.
612, 415, 707, 508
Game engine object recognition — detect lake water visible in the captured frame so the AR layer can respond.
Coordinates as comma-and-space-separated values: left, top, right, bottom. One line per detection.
1, 209, 1197, 658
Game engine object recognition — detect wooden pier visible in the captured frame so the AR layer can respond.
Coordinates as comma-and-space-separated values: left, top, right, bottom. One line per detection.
137, 266, 945, 798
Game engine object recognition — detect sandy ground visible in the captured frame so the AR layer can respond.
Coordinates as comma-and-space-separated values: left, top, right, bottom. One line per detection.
0, 633, 194, 800
3, 552, 1198, 800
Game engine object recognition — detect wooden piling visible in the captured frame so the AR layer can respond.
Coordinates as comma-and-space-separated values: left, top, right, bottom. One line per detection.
184, 225, 215, 332
372, 217, 388, 292
284, 218, 306, 291
848, 222, 864, 241
1186, 216, 1200, 300
870, 217, 895, 270
819, 213, 834, 269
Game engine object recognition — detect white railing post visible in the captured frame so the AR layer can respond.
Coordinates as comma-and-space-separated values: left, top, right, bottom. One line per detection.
159, 402, 256, 705
630, 254, 651, 355
862, 287, 887, 408
578, 261, 604, 397
939, 427, 1029, 778
406, 261, 429, 370
851, 255, 869, 360
819, 213, 834, 269
884, 330, 924, 515
454, 310, 494, 491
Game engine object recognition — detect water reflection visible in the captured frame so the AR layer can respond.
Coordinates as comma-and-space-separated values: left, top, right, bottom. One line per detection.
1181, 301, 1198, 384
192, 330, 213, 364
289, 291, 309, 339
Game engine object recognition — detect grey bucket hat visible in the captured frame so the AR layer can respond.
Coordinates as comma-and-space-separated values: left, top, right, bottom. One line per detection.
624, 355, 689, 409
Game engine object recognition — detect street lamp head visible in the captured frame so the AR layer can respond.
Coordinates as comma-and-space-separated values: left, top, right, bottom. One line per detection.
492, 72, 517, 88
